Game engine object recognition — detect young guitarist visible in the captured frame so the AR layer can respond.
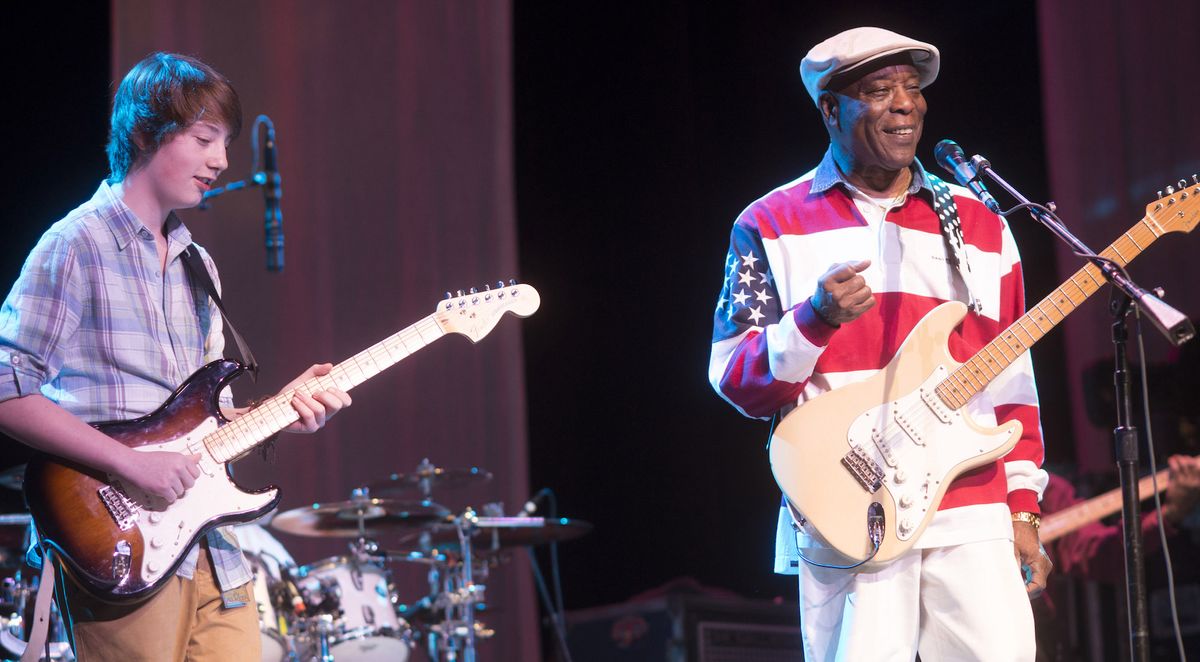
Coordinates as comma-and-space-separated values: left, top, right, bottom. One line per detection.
0, 52, 349, 660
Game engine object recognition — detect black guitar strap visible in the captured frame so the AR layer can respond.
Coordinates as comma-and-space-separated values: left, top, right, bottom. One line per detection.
181, 244, 260, 380
928, 172, 983, 313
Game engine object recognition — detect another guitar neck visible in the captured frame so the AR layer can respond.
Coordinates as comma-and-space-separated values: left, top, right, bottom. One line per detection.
203, 313, 447, 462
935, 215, 1169, 410
1039, 469, 1169, 543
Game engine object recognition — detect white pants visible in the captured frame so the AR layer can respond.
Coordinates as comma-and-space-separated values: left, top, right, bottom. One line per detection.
798, 538, 1035, 661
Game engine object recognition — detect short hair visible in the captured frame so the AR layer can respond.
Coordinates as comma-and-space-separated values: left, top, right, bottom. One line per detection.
107, 52, 242, 182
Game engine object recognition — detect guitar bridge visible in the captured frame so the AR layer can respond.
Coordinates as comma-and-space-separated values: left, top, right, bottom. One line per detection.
841, 446, 885, 493
98, 484, 140, 531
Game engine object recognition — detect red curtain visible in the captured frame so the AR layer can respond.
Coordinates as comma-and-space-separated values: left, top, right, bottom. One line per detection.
112, 1, 535, 659
1038, 1, 1200, 473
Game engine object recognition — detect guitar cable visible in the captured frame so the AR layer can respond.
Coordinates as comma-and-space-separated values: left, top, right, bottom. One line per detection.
765, 405, 888, 570
1133, 309, 1188, 662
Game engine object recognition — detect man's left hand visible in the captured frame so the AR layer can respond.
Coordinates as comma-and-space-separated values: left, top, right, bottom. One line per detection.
281, 363, 352, 433
1013, 519, 1052, 598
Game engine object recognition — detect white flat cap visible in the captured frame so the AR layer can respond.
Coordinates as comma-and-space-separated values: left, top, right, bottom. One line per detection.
800, 27, 940, 105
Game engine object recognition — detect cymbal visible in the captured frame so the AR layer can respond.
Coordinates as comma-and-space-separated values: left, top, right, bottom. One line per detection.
369, 459, 492, 497
393, 517, 592, 557
0, 465, 24, 491
270, 498, 450, 538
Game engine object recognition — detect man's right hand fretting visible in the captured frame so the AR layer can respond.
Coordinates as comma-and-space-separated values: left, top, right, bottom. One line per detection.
810, 260, 875, 326
116, 450, 202, 504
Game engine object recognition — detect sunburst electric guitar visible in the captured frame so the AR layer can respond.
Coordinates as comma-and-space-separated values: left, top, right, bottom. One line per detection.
24, 284, 539, 601
770, 182, 1200, 567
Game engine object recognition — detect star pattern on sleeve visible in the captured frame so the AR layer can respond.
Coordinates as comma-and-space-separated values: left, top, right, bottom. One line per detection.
715, 241, 780, 330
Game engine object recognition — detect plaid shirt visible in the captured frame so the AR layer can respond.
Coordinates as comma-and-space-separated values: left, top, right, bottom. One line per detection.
0, 181, 251, 597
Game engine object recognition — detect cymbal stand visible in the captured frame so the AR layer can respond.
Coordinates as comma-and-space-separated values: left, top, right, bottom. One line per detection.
429, 508, 485, 662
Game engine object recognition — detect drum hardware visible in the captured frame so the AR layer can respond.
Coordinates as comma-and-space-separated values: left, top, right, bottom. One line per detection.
270, 487, 449, 539
368, 458, 492, 499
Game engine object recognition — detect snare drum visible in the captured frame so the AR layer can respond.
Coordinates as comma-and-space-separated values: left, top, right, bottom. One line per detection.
294, 556, 411, 662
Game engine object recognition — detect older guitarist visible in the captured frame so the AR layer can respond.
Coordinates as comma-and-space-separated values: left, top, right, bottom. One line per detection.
709, 27, 1051, 660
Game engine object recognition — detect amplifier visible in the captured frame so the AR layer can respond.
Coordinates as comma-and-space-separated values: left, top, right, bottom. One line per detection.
559, 592, 801, 662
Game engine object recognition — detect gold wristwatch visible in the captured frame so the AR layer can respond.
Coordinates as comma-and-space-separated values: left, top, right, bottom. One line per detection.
1011, 511, 1041, 529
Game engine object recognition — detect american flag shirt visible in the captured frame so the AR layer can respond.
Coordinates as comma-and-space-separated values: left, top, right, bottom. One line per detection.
709, 151, 1047, 572
0, 181, 252, 598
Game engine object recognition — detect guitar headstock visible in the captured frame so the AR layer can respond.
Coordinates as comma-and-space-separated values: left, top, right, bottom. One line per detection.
434, 281, 541, 343
1146, 175, 1200, 234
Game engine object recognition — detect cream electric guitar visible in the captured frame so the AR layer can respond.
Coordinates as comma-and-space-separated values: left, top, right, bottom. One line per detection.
24, 283, 539, 601
770, 181, 1200, 567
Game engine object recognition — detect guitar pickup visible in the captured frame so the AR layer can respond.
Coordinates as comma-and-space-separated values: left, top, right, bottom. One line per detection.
920, 386, 954, 424
841, 446, 885, 493
871, 429, 898, 467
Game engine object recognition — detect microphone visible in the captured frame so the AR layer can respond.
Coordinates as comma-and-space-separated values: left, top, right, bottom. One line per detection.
933, 139, 1002, 214
519, 488, 553, 516
255, 115, 284, 272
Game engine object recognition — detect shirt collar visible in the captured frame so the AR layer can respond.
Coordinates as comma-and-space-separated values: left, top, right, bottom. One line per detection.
95, 180, 194, 251
810, 147, 932, 198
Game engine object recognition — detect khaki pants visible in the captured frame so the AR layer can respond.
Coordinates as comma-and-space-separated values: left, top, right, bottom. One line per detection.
59, 543, 261, 662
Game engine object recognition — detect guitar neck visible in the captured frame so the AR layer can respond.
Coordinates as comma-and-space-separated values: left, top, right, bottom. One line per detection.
935, 215, 1169, 409
203, 313, 448, 463
1039, 469, 1169, 543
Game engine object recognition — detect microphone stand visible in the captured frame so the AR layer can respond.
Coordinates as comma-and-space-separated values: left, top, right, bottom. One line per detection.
974, 156, 1196, 662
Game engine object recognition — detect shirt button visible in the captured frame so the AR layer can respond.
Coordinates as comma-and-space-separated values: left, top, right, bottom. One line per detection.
10, 355, 20, 365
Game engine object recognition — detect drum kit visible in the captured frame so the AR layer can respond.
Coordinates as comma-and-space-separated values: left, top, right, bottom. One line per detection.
0, 459, 590, 662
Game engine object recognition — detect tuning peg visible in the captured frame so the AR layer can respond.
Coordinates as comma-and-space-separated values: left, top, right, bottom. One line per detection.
469, 287, 477, 294
509, 278, 518, 286
456, 289, 464, 297
1167, 185, 1176, 195
1158, 190, 1165, 198
1180, 179, 1188, 189
484, 283, 491, 291
1192, 174, 1198, 185
495, 281, 505, 290
444, 291, 453, 299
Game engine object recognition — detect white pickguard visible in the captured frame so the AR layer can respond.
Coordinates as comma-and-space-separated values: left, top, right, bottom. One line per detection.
845, 366, 1017, 540
107, 417, 278, 585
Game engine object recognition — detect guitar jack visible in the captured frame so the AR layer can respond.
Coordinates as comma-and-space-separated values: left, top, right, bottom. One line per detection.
867, 502, 885, 548
797, 501, 885, 570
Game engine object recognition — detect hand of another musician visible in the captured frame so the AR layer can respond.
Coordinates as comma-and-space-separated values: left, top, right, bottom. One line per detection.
1162, 454, 1200, 526
1013, 519, 1052, 597
117, 450, 202, 504
810, 260, 874, 326
281, 363, 352, 434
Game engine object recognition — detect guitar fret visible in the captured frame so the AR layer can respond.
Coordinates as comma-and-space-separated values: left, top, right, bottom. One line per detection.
998, 331, 1023, 355
981, 344, 1007, 373
933, 207, 1180, 412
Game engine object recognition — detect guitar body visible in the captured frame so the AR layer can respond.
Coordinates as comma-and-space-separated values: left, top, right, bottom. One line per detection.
769, 302, 1021, 567
24, 360, 280, 602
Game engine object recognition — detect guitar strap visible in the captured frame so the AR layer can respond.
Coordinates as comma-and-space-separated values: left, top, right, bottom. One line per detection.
181, 244, 260, 380
20, 547, 56, 662
928, 173, 983, 313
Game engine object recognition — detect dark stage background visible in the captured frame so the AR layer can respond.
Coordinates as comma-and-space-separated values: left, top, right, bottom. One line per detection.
5, 2, 1200, 661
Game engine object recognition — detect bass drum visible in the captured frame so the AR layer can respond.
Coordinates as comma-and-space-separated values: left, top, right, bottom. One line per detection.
244, 551, 292, 662
294, 556, 412, 662
233, 523, 298, 662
